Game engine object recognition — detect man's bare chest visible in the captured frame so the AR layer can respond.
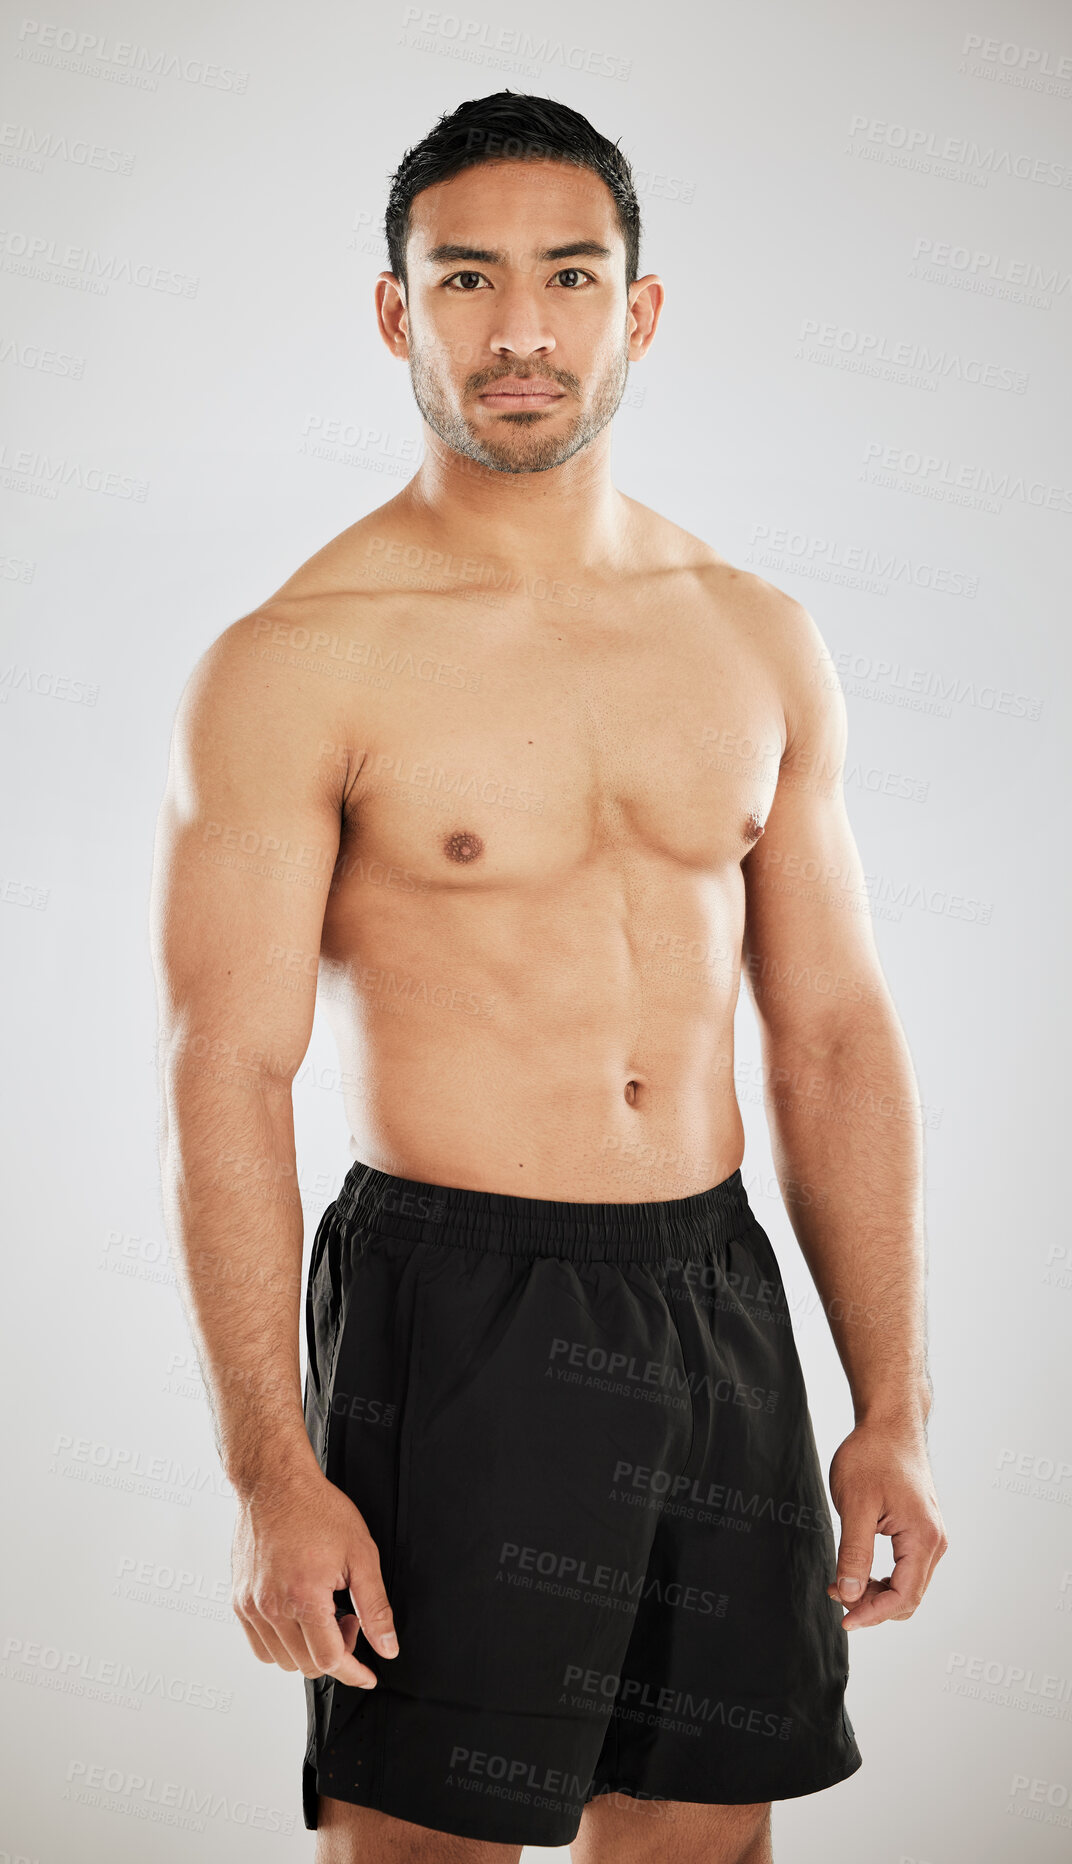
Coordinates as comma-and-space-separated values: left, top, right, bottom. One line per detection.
331, 589, 786, 894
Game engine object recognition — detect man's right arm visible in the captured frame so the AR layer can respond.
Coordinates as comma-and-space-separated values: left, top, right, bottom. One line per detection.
149, 610, 395, 1684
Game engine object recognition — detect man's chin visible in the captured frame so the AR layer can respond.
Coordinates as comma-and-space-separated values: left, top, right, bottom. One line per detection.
464, 418, 591, 475
451, 437, 570, 476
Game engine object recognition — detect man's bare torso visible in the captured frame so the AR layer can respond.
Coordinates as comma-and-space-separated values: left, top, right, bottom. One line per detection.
251, 489, 792, 1202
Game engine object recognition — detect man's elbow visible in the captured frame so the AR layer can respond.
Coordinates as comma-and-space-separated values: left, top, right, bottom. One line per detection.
754, 987, 895, 1067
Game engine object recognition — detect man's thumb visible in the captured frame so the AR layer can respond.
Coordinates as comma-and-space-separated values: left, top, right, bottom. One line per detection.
834, 1510, 876, 1603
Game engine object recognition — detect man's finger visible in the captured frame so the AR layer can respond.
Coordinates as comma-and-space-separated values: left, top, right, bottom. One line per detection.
298, 1600, 379, 1687
234, 1610, 278, 1665
861, 1525, 940, 1625
832, 1505, 877, 1606
922, 1520, 950, 1595
347, 1542, 399, 1661
831, 1542, 931, 1629
241, 1600, 301, 1670
826, 1574, 889, 1625
278, 1585, 379, 1685
842, 1569, 918, 1629
248, 1584, 370, 1683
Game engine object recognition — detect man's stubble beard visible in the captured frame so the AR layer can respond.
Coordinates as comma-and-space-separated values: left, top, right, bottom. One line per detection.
406, 326, 631, 476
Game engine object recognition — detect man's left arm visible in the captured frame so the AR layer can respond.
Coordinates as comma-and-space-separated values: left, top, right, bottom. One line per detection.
740, 595, 948, 1630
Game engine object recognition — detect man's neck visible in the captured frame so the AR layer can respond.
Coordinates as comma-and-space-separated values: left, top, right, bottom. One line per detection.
400, 431, 631, 581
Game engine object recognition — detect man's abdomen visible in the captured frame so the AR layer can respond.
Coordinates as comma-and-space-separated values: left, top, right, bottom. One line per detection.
322, 966, 747, 1202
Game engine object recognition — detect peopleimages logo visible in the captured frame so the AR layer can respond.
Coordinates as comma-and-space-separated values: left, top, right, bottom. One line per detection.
400, 11, 632, 83
0, 228, 198, 296
497, 1541, 726, 1615
945, 1651, 1072, 1709
563, 1665, 792, 1740
909, 236, 1071, 309
860, 439, 1072, 515
797, 317, 1027, 394
1008, 1773, 1072, 1828
446, 1743, 590, 1803
16, 20, 249, 92
0, 122, 135, 173
961, 33, 1072, 80
2, 1636, 233, 1712
62, 1757, 293, 1831
546, 1337, 778, 1411
846, 114, 1072, 188
611, 1460, 829, 1533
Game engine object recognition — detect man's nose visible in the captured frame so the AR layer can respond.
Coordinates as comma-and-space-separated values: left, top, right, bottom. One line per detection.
486, 285, 557, 361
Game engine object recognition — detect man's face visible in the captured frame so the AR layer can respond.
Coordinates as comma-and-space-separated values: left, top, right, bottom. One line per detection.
392, 159, 637, 475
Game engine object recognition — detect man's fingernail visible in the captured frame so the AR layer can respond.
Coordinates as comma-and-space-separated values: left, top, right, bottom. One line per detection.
840, 1578, 863, 1601
382, 1632, 399, 1656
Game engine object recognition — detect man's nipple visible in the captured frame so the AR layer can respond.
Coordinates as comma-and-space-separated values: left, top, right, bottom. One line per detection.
444, 829, 485, 864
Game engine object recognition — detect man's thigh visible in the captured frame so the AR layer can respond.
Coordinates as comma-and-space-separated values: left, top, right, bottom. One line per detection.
315, 1794, 523, 1863
572, 1793, 772, 1864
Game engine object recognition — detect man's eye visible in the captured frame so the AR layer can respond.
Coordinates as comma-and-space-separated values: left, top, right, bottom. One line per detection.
442, 269, 594, 291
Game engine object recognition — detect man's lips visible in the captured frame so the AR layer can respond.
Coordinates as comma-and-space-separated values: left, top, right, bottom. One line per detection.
478, 380, 565, 405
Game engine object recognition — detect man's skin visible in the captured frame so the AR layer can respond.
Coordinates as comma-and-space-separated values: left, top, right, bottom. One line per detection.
150, 155, 947, 1864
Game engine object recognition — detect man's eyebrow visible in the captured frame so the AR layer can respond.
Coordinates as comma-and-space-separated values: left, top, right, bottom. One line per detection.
422, 241, 614, 266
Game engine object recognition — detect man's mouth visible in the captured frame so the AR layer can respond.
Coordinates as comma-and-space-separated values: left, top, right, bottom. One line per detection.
478, 378, 566, 408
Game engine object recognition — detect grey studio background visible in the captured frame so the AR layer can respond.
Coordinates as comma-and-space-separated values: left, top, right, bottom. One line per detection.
1, 1, 1069, 1859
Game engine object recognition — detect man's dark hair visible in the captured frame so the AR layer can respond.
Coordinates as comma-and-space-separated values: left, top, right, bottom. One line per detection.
384, 91, 642, 294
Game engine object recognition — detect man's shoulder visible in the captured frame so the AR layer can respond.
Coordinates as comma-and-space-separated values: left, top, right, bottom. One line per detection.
265, 504, 412, 603
626, 495, 815, 627
700, 555, 838, 728
191, 509, 409, 681
630, 500, 838, 735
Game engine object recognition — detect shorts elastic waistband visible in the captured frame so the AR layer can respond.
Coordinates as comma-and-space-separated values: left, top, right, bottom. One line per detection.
332, 1160, 755, 1262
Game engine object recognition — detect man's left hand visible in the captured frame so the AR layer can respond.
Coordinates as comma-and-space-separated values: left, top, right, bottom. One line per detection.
825, 1421, 948, 1629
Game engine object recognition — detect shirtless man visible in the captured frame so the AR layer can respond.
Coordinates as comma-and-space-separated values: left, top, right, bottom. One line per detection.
150, 93, 947, 1864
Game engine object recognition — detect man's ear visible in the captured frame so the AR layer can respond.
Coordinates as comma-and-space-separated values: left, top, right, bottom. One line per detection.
375, 273, 409, 357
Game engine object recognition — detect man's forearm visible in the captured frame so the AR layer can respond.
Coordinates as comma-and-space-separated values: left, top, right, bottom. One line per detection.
759, 1005, 932, 1429
158, 1055, 321, 1500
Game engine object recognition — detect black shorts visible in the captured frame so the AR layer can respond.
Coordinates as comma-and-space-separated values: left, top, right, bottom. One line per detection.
301, 1161, 862, 1847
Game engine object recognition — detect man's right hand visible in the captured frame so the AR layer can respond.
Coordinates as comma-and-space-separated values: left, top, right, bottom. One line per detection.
231, 1465, 399, 1687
